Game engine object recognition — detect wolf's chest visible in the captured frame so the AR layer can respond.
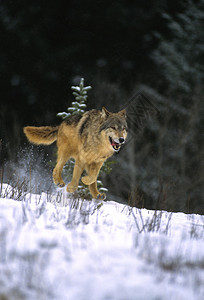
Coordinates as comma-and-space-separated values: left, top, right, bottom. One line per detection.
79, 147, 112, 164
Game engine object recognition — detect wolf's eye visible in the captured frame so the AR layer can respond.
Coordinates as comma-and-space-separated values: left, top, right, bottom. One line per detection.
111, 127, 116, 130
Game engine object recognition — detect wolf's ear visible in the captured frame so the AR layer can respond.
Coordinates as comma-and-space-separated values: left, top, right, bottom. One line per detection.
101, 107, 110, 118
118, 109, 126, 118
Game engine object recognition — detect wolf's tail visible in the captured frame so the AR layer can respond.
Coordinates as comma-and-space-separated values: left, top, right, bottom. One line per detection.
23, 126, 59, 145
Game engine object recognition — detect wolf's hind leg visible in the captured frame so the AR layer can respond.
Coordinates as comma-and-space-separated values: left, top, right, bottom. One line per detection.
53, 148, 71, 187
89, 181, 106, 200
67, 160, 84, 193
53, 159, 66, 187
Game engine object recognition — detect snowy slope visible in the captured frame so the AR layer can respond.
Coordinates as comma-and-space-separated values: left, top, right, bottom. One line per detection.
0, 184, 203, 300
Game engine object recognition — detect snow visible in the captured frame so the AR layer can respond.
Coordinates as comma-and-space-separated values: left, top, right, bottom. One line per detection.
71, 86, 81, 92
0, 183, 203, 300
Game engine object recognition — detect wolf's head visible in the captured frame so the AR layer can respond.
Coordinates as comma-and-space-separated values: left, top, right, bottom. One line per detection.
100, 107, 128, 153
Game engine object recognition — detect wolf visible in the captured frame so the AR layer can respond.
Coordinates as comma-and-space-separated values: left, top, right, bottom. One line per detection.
23, 107, 127, 199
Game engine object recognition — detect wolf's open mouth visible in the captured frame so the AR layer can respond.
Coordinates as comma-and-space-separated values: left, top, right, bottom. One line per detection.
109, 137, 122, 152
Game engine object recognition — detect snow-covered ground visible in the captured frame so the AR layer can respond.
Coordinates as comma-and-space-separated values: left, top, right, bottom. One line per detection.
0, 183, 203, 300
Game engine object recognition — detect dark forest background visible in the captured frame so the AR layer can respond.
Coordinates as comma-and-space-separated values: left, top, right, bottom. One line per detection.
0, 0, 203, 213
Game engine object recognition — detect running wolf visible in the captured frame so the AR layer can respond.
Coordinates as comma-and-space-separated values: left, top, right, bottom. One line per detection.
24, 107, 127, 199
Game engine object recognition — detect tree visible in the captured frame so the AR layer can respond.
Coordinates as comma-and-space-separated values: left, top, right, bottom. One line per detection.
135, 0, 204, 213
112, 0, 204, 213
152, 0, 204, 95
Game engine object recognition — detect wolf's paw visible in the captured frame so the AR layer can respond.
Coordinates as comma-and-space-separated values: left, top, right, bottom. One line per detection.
53, 178, 65, 188
81, 176, 95, 186
66, 183, 77, 193
57, 182, 65, 188
96, 193, 106, 201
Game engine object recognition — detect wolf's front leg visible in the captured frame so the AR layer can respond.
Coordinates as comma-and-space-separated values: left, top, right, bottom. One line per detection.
67, 161, 84, 193
81, 162, 103, 186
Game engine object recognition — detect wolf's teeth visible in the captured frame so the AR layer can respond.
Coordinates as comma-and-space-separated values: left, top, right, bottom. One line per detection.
112, 144, 120, 152
113, 138, 120, 144
109, 136, 123, 152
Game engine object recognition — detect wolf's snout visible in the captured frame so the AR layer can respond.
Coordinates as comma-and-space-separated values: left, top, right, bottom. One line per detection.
119, 137, 125, 144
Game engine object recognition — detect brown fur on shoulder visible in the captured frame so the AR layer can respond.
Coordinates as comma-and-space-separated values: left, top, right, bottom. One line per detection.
23, 107, 127, 199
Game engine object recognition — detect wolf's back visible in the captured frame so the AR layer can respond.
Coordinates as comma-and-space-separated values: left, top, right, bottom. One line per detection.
24, 126, 59, 145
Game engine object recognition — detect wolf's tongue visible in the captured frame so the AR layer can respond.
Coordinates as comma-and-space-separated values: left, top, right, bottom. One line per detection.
111, 141, 119, 146
109, 137, 120, 148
